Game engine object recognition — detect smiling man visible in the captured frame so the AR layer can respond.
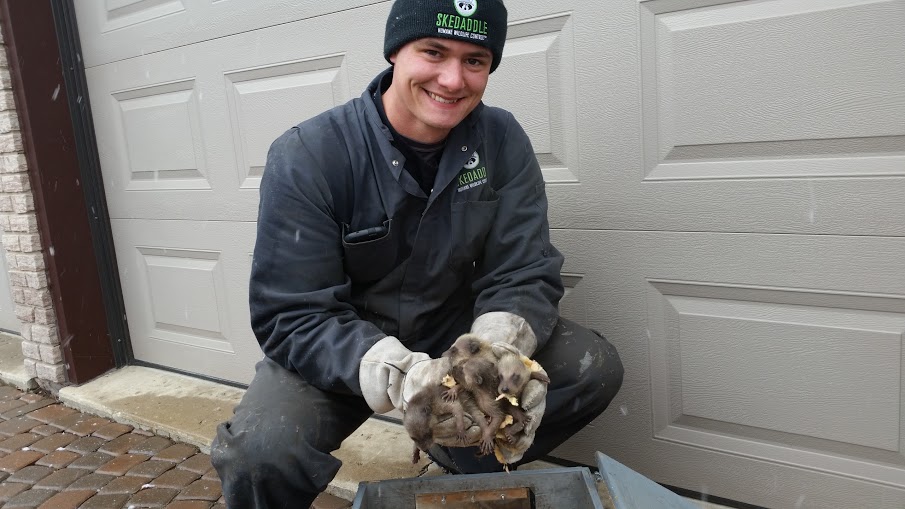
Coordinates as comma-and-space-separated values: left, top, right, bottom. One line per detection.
210, 1, 624, 507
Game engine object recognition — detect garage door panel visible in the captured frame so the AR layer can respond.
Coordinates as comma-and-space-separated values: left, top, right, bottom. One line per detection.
485, 13, 580, 183
113, 79, 210, 190
88, 5, 386, 221
644, 0, 905, 180
113, 219, 260, 383
552, 228, 905, 506
75, 0, 387, 68
225, 54, 351, 189
547, 0, 905, 236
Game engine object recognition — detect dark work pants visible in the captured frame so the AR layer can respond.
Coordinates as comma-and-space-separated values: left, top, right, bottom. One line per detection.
210, 318, 623, 508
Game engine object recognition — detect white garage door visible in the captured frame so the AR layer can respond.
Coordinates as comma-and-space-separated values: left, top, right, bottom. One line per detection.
77, 0, 905, 507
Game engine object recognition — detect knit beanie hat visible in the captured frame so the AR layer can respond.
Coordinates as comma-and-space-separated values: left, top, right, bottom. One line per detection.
384, 0, 508, 73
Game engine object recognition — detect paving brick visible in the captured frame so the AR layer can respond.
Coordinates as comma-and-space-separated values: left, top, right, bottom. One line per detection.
132, 435, 173, 455
65, 416, 111, 436
166, 501, 213, 509
7, 465, 53, 485
65, 435, 106, 453
177, 453, 213, 475
0, 482, 29, 502
152, 468, 200, 489
0, 432, 40, 452
29, 425, 59, 437
65, 472, 114, 491
67, 451, 112, 470
0, 417, 41, 437
79, 492, 130, 509
35, 449, 80, 469
48, 412, 90, 431
25, 404, 77, 424
29, 432, 77, 453
93, 421, 133, 440
312, 492, 353, 509
176, 479, 221, 502
0, 449, 44, 472
100, 432, 149, 455
1, 398, 54, 419
96, 453, 151, 476
128, 459, 176, 479
19, 394, 44, 404
33, 468, 88, 490
3, 488, 55, 507
155, 443, 199, 463
201, 468, 219, 482
0, 398, 26, 414
211, 504, 226, 509
98, 475, 148, 494
0, 471, 8, 482
0, 386, 23, 400
36, 489, 95, 509
128, 487, 179, 507
134, 428, 155, 436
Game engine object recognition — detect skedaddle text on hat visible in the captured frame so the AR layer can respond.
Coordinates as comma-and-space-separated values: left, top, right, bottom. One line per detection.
436, 13, 489, 40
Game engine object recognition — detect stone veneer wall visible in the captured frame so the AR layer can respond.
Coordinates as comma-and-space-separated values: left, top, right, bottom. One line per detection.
0, 19, 67, 387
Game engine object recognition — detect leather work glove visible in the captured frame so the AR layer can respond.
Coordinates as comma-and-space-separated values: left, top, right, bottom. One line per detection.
470, 312, 549, 464
358, 336, 484, 447
491, 342, 548, 465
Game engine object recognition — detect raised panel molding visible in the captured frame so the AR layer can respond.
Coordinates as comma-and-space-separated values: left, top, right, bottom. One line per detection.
224, 54, 349, 189
138, 247, 233, 353
484, 13, 579, 183
647, 279, 905, 488
640, 0, 905, 181
104, 0, 186, 33
112, 79, 210, 190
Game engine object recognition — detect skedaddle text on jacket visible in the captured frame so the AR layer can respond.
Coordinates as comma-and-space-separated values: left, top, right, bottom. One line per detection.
457, 167, 487, 192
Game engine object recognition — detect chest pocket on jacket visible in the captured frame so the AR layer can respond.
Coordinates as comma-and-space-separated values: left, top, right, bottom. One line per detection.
342, 219, 398, 283
448, 198, 499, 271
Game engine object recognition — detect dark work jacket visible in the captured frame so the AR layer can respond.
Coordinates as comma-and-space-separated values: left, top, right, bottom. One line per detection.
250, 68, 564, 395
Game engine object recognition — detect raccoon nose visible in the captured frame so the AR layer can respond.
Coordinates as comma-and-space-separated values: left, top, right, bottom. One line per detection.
499, 385, 509, 394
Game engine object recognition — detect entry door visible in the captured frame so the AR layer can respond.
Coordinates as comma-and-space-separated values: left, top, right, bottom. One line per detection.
533, 0, 905, 507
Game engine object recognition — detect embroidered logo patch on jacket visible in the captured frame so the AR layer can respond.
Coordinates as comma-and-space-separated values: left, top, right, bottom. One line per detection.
457, 151, 487, 192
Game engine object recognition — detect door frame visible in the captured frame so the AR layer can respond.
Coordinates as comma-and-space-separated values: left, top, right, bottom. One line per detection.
0, 0, 130, 383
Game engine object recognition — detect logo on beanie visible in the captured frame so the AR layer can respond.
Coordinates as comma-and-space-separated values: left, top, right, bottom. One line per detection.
455, 0, 477, 17
437, 0, 489, 42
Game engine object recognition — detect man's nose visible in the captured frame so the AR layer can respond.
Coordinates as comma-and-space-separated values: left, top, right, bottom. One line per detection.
437, 61, 465, 91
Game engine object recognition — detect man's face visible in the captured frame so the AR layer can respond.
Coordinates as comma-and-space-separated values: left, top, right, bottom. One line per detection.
384, 37, 492, 143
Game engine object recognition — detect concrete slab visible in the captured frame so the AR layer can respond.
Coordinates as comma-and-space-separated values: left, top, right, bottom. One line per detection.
0, 332, 36, 390
58, 366, 243, 453
51, 364, 730, 508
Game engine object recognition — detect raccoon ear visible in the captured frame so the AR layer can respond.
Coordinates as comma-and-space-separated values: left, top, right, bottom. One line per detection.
474, 374, 483, 385
468, 340, 481, 355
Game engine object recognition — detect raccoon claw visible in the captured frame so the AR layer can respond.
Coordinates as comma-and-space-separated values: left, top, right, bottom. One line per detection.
441, 387, 459, 402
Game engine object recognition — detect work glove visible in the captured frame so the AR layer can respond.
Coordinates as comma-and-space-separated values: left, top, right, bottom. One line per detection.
359, 337, 484, 446
470, 312, 549, 464
490, 342, 548, 465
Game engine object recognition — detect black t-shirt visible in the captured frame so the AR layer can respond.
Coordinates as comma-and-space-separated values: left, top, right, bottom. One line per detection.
373, 74, 445, 195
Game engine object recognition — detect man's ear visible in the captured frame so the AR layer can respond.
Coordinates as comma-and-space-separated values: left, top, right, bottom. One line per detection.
389, 52, 398, 64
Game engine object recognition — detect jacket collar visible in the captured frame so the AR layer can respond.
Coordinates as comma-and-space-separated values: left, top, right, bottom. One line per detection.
361, 67, 486, 205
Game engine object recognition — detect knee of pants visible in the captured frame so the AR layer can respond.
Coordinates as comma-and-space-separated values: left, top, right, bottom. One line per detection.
571, 331, 624, 403
211, 416, 341, 495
